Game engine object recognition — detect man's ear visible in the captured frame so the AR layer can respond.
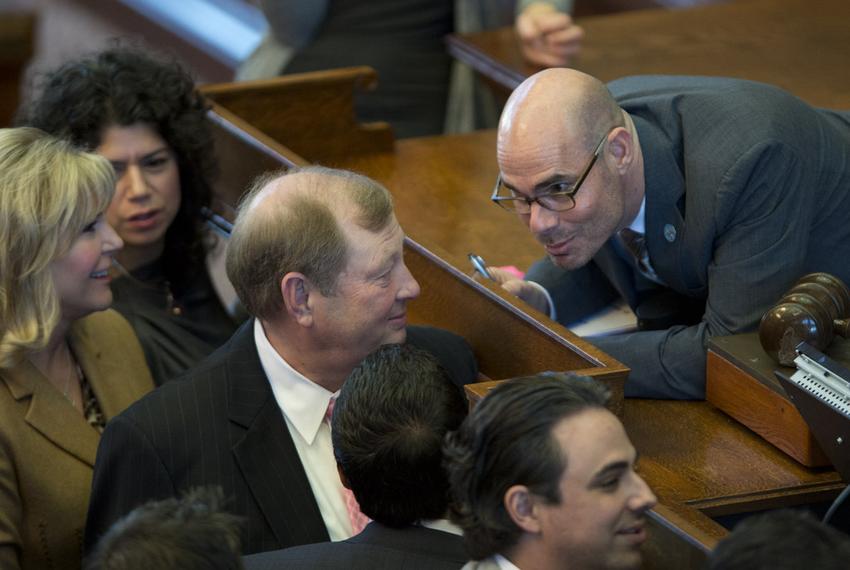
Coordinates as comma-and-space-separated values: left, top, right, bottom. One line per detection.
281, 272, 314, 326
606, 126, 634, 175
504, 485, 543, 534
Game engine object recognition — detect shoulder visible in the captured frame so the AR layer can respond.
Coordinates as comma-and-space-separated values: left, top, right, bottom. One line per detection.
612, 75, 819, 144
242, 541, 352, 569
72, 309, 152, 386
114, 321, 255, 424
75, 308, 138, 341
406, 325, 478, 386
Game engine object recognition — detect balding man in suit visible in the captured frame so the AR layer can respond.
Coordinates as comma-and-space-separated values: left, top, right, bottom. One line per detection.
491, 69, 850, 399
85, 166, 477, 555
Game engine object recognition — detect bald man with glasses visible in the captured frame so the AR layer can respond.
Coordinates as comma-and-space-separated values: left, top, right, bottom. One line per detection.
491, 69, 850, 399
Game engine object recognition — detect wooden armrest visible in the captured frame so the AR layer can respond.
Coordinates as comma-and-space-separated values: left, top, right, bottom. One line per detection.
201, 66, 394, 163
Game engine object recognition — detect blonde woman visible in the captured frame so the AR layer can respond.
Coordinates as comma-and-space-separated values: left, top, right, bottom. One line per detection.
0, 128, 154, 570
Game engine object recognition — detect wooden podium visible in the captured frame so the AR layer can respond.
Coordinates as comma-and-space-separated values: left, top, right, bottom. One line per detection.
707, 333, 850, 467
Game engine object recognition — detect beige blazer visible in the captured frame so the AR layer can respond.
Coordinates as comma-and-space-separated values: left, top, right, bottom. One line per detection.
0, 309, 154, 570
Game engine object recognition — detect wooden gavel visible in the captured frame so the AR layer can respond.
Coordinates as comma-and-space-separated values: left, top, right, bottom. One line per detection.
759, 273, 850, 365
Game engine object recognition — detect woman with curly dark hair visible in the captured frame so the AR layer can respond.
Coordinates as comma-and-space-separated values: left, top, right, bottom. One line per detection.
20, 48, 242, 385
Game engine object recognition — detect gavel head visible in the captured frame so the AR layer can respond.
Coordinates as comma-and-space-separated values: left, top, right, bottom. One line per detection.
796, 273, 850, 317
758, 273, 850, 366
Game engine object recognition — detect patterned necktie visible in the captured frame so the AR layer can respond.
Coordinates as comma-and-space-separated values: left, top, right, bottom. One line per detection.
325, 398, 370, 534
618, 228, 662, 284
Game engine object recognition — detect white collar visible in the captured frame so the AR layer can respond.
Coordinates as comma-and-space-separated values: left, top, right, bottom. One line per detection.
626, 196, 647, 235
493, 554, 522, 570
253, 319, 337, 445
418, 518, 464, 536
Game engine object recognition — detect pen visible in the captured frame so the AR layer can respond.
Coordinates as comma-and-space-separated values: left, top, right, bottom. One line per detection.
468, 253, 495, 281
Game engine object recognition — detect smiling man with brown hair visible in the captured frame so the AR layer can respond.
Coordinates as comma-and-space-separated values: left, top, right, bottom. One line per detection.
445, 373, 656, 570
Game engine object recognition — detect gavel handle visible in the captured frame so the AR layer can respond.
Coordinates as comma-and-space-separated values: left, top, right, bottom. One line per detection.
835, 319, 850, 338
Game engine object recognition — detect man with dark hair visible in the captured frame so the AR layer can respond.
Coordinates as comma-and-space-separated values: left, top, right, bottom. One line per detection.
708, 510, 850, 570
445, 373, 656, 570
85, 487, 243, 570
243, 343, 469, 569
85, 167, 478, 555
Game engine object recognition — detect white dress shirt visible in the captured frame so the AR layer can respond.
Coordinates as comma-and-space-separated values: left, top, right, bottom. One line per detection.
253, 319, 353, 541
419, 518, 464, 536
493, 554, 522, 569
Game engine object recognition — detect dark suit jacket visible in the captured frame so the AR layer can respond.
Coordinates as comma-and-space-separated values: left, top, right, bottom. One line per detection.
530, 76, 850, 399
0, 310, 153, 570
242, 522, 467, 569
84, 321, 476, 555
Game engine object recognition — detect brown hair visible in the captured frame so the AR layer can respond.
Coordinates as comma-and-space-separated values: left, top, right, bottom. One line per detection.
225, 166, 394, 320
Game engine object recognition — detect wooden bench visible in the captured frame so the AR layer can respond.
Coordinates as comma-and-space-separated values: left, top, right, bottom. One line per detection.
0, 9, 36, 127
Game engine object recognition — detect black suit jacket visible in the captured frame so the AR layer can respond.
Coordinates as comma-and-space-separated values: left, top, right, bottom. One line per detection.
242, 522, 467, 570
84, 320, 476, 555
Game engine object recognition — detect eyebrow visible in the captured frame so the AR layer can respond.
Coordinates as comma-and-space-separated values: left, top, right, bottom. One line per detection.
369, 251, 399, 278
501, 173, 578, 197
108, 147, 171, 165
590, 451, 640, 483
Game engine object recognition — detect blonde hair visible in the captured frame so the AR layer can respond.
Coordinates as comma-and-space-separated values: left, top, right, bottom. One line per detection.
0, 127, 115, 367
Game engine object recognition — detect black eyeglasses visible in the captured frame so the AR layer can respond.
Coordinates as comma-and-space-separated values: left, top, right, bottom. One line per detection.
491, 131, 610, 214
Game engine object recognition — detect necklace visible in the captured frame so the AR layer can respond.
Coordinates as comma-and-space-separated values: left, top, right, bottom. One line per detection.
112, 259, 184, 316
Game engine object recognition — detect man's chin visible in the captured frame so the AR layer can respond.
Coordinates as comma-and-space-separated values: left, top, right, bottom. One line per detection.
547, 251, 592, 271
384, 329, 407, 346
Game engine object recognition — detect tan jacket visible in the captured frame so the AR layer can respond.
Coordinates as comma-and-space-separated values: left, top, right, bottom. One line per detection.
0, 309, 154, 570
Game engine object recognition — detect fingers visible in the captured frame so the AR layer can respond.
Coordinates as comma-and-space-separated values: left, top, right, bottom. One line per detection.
516, 3, 584, 67
503, 280, 551, 314
485, 266, 519, 286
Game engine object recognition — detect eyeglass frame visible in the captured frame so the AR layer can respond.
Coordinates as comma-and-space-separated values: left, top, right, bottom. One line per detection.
491, 130, 611, 214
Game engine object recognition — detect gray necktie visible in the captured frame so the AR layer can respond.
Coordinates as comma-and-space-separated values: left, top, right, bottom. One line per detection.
618, 228, 663, 284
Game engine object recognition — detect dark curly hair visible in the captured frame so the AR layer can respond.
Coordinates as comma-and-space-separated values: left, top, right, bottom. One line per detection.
18, 47, 217, 293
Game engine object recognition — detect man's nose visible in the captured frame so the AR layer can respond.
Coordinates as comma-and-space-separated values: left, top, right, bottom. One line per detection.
526, 201, 560, 236
398, 262, 421, 301
629, 472, 657, 513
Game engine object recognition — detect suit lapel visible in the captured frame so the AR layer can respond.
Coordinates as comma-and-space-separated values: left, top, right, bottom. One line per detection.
634, 115, 706, 296
3, 360, 100, 467
227, 321, 329, 546
593, 243, 641, 309
69, 313, 146, 420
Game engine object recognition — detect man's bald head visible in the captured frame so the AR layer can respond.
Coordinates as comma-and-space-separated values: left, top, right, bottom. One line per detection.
225, 166, 394, 320
498, 68, 623, 162
494, 69, 644, 272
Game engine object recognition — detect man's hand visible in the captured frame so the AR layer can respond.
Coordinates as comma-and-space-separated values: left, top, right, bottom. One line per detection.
516, 2, 584, 68
487, 267, 552, 315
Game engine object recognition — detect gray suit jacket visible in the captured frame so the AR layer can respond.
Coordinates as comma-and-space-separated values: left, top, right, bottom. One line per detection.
84, 320, 477, 555
242, 522, 467, 569
530, 76, 850, 399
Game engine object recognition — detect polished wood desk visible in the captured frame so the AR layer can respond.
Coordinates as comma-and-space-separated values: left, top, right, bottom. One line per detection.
447, 0, 850, 109
200, 70, 845, 566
